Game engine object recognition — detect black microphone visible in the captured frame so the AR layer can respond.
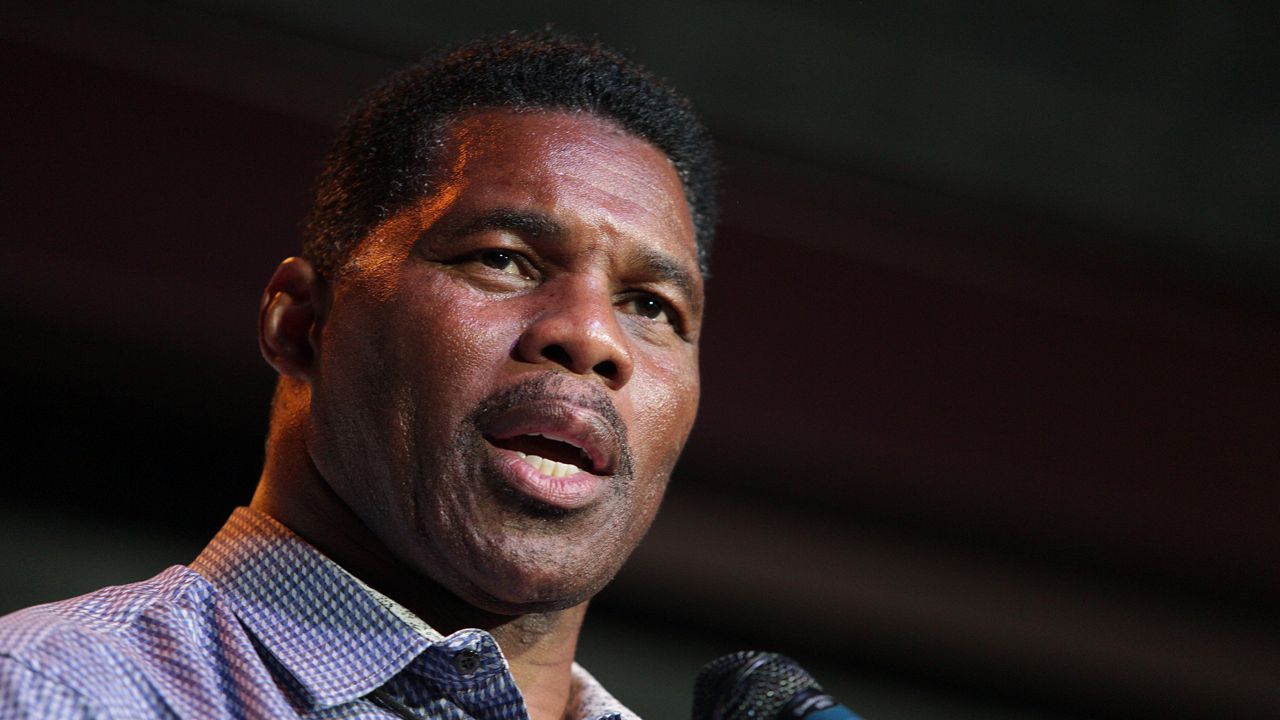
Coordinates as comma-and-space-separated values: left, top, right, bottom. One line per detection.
692, 651, 863, 720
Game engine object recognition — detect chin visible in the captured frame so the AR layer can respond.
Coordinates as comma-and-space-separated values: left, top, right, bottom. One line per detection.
405, 458, 644, 617
438, 534, 626, 616
471, 592, 585, 618
460, 560, 615, 616
442, 500, 635, 614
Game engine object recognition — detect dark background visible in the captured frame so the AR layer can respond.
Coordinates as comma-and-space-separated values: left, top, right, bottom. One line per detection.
2, 2, 1277, 718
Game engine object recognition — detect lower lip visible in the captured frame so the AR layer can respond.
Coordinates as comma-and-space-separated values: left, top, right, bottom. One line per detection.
490, 447, 607, 510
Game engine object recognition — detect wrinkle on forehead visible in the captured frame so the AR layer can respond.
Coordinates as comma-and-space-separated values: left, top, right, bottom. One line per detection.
448, 110, 694, 253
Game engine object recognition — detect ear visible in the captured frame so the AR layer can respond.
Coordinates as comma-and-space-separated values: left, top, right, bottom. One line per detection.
259, 257, 326, 379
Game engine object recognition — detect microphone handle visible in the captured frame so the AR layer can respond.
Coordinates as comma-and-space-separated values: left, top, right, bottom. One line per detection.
780, 688, 863, 720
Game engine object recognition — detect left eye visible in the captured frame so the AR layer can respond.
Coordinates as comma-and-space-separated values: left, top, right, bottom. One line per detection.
625, 295, 671, 323
476, 250, 524, 276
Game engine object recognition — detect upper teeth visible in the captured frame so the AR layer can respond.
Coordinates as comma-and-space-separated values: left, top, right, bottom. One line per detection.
515, 451, 583, 478
528, 432, 584, 450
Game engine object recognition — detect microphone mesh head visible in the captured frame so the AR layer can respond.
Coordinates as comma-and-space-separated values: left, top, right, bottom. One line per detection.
691, 650, 823, 720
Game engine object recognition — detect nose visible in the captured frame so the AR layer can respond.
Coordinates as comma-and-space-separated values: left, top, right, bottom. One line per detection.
515, 275, 634, 389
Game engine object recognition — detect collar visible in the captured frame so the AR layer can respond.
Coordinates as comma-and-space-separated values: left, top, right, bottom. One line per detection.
570, 664, 639, 720
192, 507, 638, 719
332, 559, 445, 643
191, 507, 435, 711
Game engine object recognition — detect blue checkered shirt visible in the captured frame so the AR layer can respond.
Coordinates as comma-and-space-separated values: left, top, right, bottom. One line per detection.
0, 507, 636, 719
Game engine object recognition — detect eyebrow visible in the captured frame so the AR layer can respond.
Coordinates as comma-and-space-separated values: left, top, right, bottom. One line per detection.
443, 208, 564, 242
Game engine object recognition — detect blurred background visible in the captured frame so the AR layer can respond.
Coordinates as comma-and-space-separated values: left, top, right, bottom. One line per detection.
1, 1, 1277, 718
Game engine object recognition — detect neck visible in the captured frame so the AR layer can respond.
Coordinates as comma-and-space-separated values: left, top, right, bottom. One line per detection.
489, 606, 587, 720
252, 392, 585, 720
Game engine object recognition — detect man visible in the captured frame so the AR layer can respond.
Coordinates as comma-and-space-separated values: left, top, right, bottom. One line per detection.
0, 32, 716, 719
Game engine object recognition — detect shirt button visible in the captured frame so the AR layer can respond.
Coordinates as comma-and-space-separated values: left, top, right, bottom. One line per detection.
454, 649, 481, 675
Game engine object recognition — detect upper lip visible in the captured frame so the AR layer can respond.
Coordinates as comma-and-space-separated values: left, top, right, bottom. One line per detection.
480, 400, 621, 476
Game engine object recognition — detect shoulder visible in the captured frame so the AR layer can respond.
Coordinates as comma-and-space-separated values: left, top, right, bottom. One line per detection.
0, 657, 95, 718
0, 565, 212, 659
0, 565, 216, 716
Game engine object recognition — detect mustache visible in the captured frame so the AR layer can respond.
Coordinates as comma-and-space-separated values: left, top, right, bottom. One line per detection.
470, 373, 633, 475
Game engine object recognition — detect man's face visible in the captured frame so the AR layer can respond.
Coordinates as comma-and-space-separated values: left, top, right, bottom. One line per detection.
306, 110, 703, 614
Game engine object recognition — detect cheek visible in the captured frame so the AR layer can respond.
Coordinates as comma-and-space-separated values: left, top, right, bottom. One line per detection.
629, 350, 701, 475
307, 308, 405, 514
397, 282, 523, 403
316, 280, 507, 459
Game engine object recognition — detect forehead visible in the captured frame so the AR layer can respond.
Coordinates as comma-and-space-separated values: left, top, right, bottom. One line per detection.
431, 109, 699, 267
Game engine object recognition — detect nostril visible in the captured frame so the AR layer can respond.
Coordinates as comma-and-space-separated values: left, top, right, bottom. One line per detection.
536, 343, 622, 382
592, 360, 617, 379
542, 344, 572, 366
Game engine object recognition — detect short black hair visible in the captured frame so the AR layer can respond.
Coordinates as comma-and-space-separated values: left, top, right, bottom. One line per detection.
303, 31, 718, 277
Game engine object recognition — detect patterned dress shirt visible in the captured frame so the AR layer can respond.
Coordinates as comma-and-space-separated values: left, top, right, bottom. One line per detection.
0, 507, 638, 720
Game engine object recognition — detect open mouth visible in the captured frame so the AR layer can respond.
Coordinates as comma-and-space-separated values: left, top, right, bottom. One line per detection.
488, 432, 598, 477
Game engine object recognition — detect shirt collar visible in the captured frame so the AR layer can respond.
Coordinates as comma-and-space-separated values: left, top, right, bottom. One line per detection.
332, 560, 445, 643
570, 664, 640, 720
191, 507, 434, 711
192, 507, 639, 720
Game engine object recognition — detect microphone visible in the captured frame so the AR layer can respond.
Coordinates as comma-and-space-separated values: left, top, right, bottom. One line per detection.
692, 651, 863, 720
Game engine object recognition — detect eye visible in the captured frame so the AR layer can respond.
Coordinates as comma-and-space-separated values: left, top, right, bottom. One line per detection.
476, 249, 524, 276
622, 294, 673, 324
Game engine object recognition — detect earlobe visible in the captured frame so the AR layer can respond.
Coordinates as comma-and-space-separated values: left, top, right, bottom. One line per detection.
259, 257, 325, 379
